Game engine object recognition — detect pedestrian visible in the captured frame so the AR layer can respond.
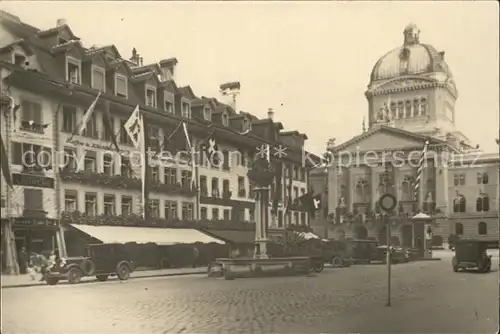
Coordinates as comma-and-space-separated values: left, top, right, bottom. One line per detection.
192, 246, 200, 268
18, 247, 28, 274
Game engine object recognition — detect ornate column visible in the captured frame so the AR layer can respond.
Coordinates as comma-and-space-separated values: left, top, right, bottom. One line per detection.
370, 167, 377, 210
347, 168, 354, 213
2, 95, 19, 274
247, 158, 274, 259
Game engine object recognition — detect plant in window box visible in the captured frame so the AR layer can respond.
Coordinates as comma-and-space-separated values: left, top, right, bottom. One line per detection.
20, 120, 49, 133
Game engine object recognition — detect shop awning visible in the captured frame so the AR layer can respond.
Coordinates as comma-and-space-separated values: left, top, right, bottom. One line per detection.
69, 224, 224, 245
200, 229, 256, 244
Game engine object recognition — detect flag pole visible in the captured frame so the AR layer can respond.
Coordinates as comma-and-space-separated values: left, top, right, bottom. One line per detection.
140, 110, 148, 220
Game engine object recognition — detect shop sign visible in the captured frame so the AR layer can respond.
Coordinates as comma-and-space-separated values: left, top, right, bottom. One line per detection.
12, 218, 57, 227
13, 173, 54, 189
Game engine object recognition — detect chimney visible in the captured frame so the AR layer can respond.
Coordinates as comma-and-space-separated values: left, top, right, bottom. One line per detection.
159, 58, 178, 81
130, 48, 139, 66
267, 108, 274, 120
56, 18, 67, 27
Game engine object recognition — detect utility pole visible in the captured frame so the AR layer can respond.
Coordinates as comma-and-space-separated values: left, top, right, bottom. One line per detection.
378, 193, 397, 307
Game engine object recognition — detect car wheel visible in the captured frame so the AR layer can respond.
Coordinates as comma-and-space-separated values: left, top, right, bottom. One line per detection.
117, 264, 130, 280
68, 268, 83, 284
331, 256, 343, 268
313, 261, 324, 273
46, 277, 59, 285
96, 274, 109, 282
452, 256, 459, 272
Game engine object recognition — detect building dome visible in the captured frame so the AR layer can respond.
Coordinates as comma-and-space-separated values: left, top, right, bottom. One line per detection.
370, 24, 453, 83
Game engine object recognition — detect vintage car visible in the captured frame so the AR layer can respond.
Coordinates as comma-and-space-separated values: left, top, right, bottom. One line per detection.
343, 239, 380, 264
452, 239, 497, 273
320, 239, 352, 268
45, 243, 135, 285
374, 245, 409, 264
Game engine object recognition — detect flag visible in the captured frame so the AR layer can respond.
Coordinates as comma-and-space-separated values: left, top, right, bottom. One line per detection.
414, 140, 429, 203
76, 92, 100, 136
271, 158, 283, 215
283, 165, 293, 218
181, 122, 196, 189
124, 105, 142, 149
0, 132, 13, 189
297, 192, 322, 216
124, 105, 146, 218
200, 130, 218, 155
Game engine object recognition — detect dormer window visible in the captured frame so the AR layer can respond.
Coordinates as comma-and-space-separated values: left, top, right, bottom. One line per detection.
145, 85, 157, 108
243, 118, 251, 131
91, 65, 106, 92
13, 53, 26, 66
164, 100, 173, 113
115, 74, 128, 98
181, 102, 190, 118
66, 56, 81, 85
59, 37, 68, 45
204, 108, 212, 121
222, 113, 229, 126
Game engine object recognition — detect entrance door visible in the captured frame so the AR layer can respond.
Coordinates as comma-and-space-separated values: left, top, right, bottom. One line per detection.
401, 225, 413, 248
378, 226, 387, 245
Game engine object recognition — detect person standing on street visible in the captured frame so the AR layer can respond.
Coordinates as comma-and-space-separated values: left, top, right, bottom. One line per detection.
18, 247, 28, 274
192, 246, 200, 268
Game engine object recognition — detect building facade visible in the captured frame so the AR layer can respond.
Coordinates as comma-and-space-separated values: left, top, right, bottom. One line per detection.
0, 11, 316, 274
310, 23, 499, 245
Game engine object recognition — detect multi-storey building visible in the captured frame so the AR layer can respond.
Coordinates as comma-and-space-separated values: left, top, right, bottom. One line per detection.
0, 11, 316, 273
310, 23, 499, 245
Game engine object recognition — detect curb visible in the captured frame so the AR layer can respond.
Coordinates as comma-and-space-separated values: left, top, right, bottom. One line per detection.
1, 270, 205, 289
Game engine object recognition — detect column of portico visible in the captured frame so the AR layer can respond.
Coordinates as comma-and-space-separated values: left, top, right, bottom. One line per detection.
347, 167, 354, 213
370, 166, 378, 210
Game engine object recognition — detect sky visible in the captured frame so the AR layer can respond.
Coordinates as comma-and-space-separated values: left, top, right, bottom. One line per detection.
2, 1, 499, 154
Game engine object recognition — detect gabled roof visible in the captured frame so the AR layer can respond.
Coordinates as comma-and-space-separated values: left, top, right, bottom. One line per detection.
0, 39, 34, 56
37, 24, 79, 40
85, 44, 122, 60
332, 125, 447, 153
132, 63, 162, 75
50, 40, 85, 56
177, 86, 197, 99
162, 80, 178, 94
130, 70, 161, 85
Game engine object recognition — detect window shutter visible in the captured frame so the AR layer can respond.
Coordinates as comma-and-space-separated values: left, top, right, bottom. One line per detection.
11, 142, 22, 165
33, 102, 42, 124
21, 100, 31, 121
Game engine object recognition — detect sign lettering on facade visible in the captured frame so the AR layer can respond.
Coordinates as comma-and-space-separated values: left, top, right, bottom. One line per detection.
12, 173, 55, 189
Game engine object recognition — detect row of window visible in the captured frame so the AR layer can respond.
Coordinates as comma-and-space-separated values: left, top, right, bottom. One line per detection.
378, 97, 428, 120
454, 222, 489, 236
452, 194, 491, 213
64, 191, 195, 220
453, 172, 489, 186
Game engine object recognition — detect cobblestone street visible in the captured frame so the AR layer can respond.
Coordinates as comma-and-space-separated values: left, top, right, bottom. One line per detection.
2, 258, 498, 334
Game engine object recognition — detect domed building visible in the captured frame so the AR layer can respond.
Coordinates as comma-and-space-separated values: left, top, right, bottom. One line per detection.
310, 24, 499, 248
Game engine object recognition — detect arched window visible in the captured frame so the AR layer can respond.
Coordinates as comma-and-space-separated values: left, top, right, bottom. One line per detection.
355, 178, 369, 203
397, 101, 404, 119
401, 175, 414, 201
453, 195, 466, 213
455, 222, 464, 236
413, 99, 419, 117
476, 194, 490, 212
420, 98, 427, 115
478, 222, 487, 235
405, 100, 412, 118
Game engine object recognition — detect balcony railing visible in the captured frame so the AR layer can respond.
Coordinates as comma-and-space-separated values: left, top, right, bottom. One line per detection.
59, 169, 196, 197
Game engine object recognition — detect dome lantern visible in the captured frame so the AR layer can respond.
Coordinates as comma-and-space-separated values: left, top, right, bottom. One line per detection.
403, 23, 420, 45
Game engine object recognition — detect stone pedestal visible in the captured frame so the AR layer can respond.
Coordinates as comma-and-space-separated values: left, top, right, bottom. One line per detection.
254, 187, 270, 259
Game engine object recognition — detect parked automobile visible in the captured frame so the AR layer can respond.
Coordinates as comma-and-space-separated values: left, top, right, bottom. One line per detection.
452, 239, 497, 273
45, 243, 135, 285
374, 246, 409, 264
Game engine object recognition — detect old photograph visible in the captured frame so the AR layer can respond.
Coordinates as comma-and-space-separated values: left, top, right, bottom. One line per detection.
0, 1, 498, 333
